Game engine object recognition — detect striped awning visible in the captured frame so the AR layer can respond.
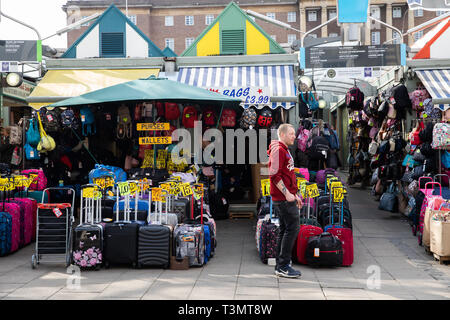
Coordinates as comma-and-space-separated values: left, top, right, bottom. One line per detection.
177, 65, 297, 109
415, 69, 450, 105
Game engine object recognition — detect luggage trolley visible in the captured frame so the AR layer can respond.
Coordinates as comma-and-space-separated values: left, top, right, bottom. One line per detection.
31, 187, 75, 269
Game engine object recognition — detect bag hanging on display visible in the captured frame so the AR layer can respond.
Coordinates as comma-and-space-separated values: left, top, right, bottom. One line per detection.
60, 108, 80, 130
24, 143, 40, 160
409, 88, 429, 112
36, 112, 56, 152
346, 87, 364, 110
379, 182, 399, 213
441, 150, 450, 169
432, 122, 450, 149
203, 108, 217, 127
42, 108, 61, 133
387, 103, 397, 119
182, 105, 198, 128
220, 108, 237, 128
80, 106, 96, 136
9, 125, 22, 145
423, 98, 441, 119
410, 121, 424, 145
117, 105, 132, 139
10, 147, 22, 166
165, 102, 181, 120
239, 107, 257, 130
402, 154, 418, 168
26, 118, 41, 147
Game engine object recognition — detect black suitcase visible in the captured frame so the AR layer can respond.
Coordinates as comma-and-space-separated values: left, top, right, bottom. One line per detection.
173, 198, 190, 223
137, 224, 172, 268
73, 224, 103, 269
103, 222, 139, 268
305, 232, 343, 267
116, 210, 148, 223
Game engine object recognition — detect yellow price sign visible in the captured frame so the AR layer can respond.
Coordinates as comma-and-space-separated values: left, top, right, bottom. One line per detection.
261, 179, 271, 197
139, 136, 172, 145
117, 182, 130, 196
82, 187, 96, 198
332, 187, 344, 203
23, 177, 34, 189
327, 176, 339, 189
297, 179, 307, 198
152, 188, 163, 202
160, 183, 171, 191
306, 184, 320, 198
330, 181, 343, 190
193, 184, 204, 197
14, 176, 27, 188
180, 183, 193, 197
93, 177, 115, 189
156, 159, 166, 170
129, 182, 139, 194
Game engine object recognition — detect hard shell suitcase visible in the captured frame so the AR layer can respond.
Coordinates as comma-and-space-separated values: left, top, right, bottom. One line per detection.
173, 198, 190, 223
9, 198, 34, 246
305, 232, 343, 267
73, 185, 104, 269
0, 212, 12, 256
137, 189, 172, 268
0, 203, 21, 252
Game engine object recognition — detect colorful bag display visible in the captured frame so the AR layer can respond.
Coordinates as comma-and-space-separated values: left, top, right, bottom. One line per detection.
26, 118, 40, 147
432, 122, 450, 149
182, 105, 198, 128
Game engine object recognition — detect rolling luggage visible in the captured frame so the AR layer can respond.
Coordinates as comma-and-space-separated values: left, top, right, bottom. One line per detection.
294, 194, 323, 264
173, 197, 190, 223
324, 190, 354, 267
73, 185, 104, 270
305, 232, 343, 267
173, 196, 205, 267
0, 211, 12, 256
9, 198, 34, 246
137, 189, 172, 268
0, 202, 22, 252
259, 197, 280, 264
149, 192, 178, 228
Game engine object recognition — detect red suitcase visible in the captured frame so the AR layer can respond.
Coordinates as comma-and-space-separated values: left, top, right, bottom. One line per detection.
294, 195, 323, 264
324, 201, 353, 267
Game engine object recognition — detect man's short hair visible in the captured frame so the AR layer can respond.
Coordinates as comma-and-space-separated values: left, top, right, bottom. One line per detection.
277, 123, 294, 137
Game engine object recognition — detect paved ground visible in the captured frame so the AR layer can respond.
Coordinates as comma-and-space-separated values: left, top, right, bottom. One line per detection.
0, 186, 449, 300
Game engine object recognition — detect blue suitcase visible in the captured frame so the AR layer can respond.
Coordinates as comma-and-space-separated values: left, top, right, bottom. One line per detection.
0, 212, 12, 256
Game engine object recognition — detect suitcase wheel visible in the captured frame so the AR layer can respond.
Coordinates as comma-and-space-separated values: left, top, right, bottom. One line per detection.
31, 255, 37, 269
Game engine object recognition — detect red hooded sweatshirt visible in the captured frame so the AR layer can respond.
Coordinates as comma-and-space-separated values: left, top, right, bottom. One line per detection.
268, 140, 298, 201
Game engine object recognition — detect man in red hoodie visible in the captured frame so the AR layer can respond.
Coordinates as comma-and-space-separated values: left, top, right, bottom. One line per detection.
268, 123, 303, 278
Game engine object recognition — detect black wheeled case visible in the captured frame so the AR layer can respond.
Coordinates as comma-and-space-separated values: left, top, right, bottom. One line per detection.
173, 197, 190, 223
103, 222, 139, 268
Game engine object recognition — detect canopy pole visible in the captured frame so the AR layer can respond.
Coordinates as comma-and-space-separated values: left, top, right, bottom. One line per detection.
216, 103, 224, 129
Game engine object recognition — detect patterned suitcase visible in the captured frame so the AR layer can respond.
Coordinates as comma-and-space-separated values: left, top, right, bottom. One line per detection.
0, 212, 12, 256
0, 203, 21, 252
9, 198, 34, 245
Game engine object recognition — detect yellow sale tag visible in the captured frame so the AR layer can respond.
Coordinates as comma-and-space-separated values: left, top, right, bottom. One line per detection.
23, 177, 34, 189
193, 184, 204, 197
160, 183, 171, 191
330, 181, 343, 190
180, 183, 193, 197
306, 184, 320, 198
327, 176, 339, 189
93, 177, 115, 189
129, 182, 139, 194
118, 182, 130, 196
136, 123, 170, 131
152, 188, 163, 202
261, 179, 271, 197
82, 187, 96, 198
333, 187, 344, 202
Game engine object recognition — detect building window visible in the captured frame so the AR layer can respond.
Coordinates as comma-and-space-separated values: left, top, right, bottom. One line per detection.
270, 35, 277, 41
308, 33, 317, 39
127, 15, 137, 25
371, 31, 380, 45
287, 11, 296, 22
266, 12, 276, 20
185, 15, 194, 26
370, 6, 381, 20
205, 14, 214, 25
393, 31, 401, 44
165, 38, 174, 51
165, 16, 174, 26
414, 30, 424, 42
328, 9, 337, 20
185, 37, 194, 49
436, 10, 446, 16
81, 16, 90, 27
329, 32, 338, 37
414, 8, 423, 17
393, 7, 402, 18
287, 34, 296, 44
308, 10, 317, 22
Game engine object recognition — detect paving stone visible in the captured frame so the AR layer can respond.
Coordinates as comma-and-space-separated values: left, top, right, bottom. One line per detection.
48, 292, 99, 300
97, 279, 153, 299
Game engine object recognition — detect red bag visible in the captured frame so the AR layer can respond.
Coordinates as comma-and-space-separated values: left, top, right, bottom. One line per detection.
165, 102, 180, 120
327, 226, 354, 266
410, 121, 424, 145
203, 109, 217, 126
220, 108, 237, 128
156, 102, 165, 118
295, 225, 323, 264
182, 106, 198, 128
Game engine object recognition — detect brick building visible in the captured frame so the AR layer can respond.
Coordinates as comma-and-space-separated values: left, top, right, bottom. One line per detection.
63, 0, 439, 55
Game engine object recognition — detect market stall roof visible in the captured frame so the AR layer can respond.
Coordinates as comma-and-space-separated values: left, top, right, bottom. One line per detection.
46, 76, 242, 108
414, 68, 450, 105
27, 68, 160, 109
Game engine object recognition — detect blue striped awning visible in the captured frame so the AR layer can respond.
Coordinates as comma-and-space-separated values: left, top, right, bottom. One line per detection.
177, 65, 297, 109
415, 69, 450, 105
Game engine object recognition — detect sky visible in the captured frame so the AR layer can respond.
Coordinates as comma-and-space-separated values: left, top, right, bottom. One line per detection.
0, 0, 69, 49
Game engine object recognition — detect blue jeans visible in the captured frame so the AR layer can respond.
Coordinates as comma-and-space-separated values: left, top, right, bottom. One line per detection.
273, 200, 300, 267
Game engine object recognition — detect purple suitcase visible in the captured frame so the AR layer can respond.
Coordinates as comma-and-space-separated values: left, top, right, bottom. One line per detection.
0, 203, 21, 252
9, 198, 34, 245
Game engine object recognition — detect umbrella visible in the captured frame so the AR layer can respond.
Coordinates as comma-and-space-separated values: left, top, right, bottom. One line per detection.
47, 75, 241, 108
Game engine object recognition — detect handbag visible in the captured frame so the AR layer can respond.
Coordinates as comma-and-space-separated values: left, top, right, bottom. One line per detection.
24, 143, 40, 160
36, 112, 56, 152
10, 147, 22, 166
413, 149, 426, 162
379, 182, 398, 212
432, 122, 450, 149
26, 118, 41, 147
402, 154, 418, 168
368, 140, 379, 156
442, 150, 450, 169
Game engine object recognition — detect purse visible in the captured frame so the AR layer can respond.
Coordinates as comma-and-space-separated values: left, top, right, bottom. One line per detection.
10, 147, 22, 166
379, 182, 398, 213
402, 154, 418, 168
368, 140, 379, 156
26, 118, 41, 147
36, 112, 56, 152
25, 143, 40, 160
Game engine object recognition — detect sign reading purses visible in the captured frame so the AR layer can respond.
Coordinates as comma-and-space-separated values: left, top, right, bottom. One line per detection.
137, 123, 172, 145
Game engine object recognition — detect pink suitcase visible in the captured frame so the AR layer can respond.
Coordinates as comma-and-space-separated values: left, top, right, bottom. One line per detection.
0, 203, 22, 252
9, 198, 35, 245
21, 169, 47, 191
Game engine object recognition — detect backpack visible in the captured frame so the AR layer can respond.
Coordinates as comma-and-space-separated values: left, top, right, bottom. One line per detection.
220, 108, 237, 128
239, 107, 257, 130
409, 89, 429, 112
423, 98, 441, 119
26, 118, 40, 147
117, 105, 132, 139
203, 109, 217, 127
346, 87, 364, 110
390, 84, 412, 118
299, 95, 311, 118
60, 109, 80, 130
165, 103, 181, 120
182, 105, 198, 128
309, 135, 330, 161
80, 106, 96, 136
324, 128, 339, 150
432, 123, 450, 150
257, 109, 273, 128
156, 102, 165, 118
42, 108, 61, 133
296, 126, 310, 152
300, 91, 318, 111
9, 125, 22, 145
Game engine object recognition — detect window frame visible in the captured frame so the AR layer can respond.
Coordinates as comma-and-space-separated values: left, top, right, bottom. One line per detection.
392, 7, 402, 19
185, 37, 195, 49
287, 34, 297, 44
185, 15, 194, 26
328, 9, 337, 20
127, 15, 137, 25
266, 12, 276, 20
371, 31, 380, 45
370, 6, 381, 20
414, 8, 423, 17
308, 10, 317, 22
165, 16, 174, 27
165, 38, 175, 51
287, 11, 296, 23
205, 14, 214, 25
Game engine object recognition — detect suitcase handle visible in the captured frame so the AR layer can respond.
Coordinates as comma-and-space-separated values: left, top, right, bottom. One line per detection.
425, 182, 442, 196
418, 176, 433, 189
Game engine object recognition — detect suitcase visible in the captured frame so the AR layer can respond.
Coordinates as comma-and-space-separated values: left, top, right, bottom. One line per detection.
9, 198, 34, 245
173, 198, 190, 223
259, 197, 280, 264
173, 196, 205, 267
324, 198, 354, 267
0, 202, 22, 252
113, 184, 147, 225
305, 232, 343, 267
73, 185, 104, 270
0, 211, 12, 256
137, 189, 172, 268
294, 195, 323, 264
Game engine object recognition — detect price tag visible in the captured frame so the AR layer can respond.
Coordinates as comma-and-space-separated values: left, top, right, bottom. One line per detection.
332, 187, 344, 203
29, 174, 38, 184
306, 184, 320, 198
117, 182, 130, 196
193, 183, 204, 198
314, 248, 320, 257
156, 159, 166, 170
152, 188, 163, 202
82, 187, 96, 198
330, 181, 343, 190
14, 176, 26, 188
170, 184, 181, 195
261, 179, 271, 197
180, 183, 193, 197
23, 177, 34, 189
160, 183, 171, 192
53, 208, 63, 218
93, 177, 115, 189
129, 182, 139, 194
327, 176, 339, 189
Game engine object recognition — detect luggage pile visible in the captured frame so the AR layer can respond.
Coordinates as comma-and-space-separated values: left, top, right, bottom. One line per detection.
255, 169, 354, 268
